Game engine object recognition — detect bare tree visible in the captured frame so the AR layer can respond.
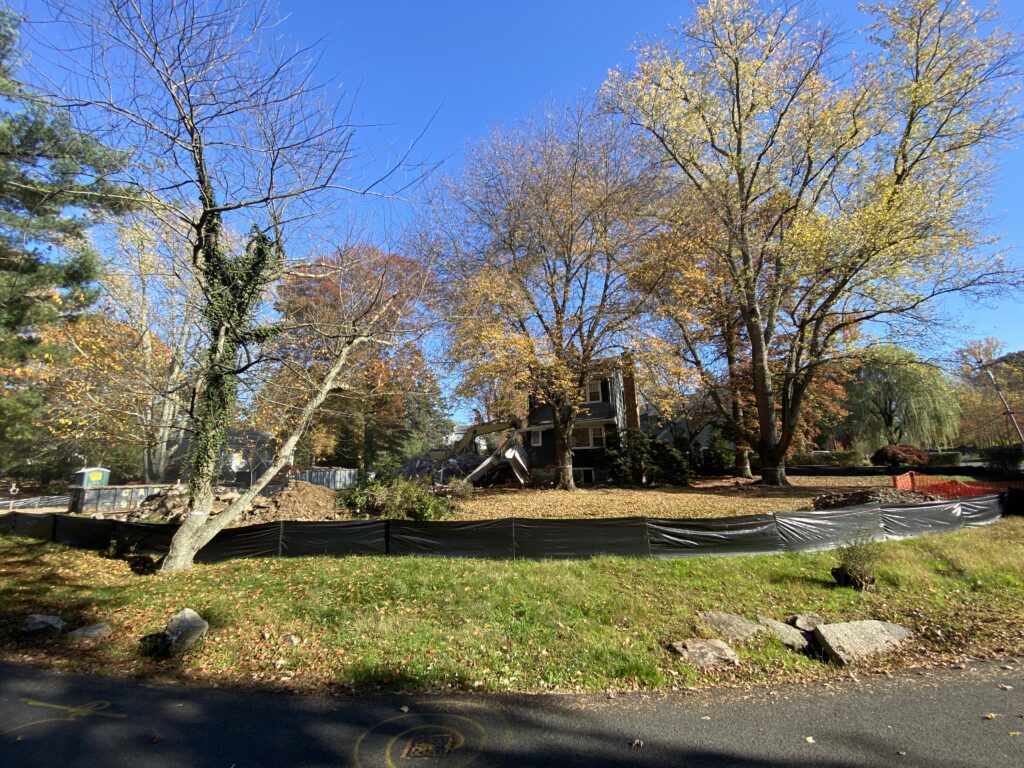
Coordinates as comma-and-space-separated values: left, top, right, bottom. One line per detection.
29, 0, 420, 569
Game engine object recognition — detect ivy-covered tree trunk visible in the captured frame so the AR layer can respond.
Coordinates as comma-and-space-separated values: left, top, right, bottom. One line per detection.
162, 214, 282, 572
161, 337, 237, 570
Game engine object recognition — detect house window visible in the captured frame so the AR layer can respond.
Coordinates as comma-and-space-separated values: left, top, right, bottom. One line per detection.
573, 467, 595, 485
530, 430, 542, 447
586, 380, 603, 403
571, 426, 606, 449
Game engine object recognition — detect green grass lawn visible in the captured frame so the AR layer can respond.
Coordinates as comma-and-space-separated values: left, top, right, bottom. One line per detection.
1, 518, 1023, 694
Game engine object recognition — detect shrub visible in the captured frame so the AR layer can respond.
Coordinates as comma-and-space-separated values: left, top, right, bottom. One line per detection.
649, 440, 693, 486
791, 450, 867, 467
926, 451, 962, 467
786, 454, 827, 466
696, 428, 733, 476
445, 477, 474, 501
834, 450, 867, 467
606, 429, 692, 486
870, 444, 930, 467
831, 531, 883, 591
981, 445, 1024, 470
606, 428, 653, 485
342, 478, 452, 521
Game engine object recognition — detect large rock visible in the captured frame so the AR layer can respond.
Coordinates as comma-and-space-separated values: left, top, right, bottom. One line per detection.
758, 615, 810, 653
814, 620, 912, 665
789, 612, 825, 632
698, 611, 765, 642
21, 614, 65, 633
668, 638, 740, 668
141, 608, 209, 658
68, 623, 111, 641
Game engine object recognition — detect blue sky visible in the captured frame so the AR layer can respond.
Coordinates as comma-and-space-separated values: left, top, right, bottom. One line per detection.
17, 0, 1024, 354
275, 0, 1024, 355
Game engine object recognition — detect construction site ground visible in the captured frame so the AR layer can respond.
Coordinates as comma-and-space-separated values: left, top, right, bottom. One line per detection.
14, 475, 955, 523
449, 475, 897, 520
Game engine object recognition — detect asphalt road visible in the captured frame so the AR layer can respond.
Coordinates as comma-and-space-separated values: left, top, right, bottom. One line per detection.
1, 659, 1021, 767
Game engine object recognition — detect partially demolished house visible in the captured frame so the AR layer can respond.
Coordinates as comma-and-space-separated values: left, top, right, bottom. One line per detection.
401, 355, 641, 487
523, 355, 641, 485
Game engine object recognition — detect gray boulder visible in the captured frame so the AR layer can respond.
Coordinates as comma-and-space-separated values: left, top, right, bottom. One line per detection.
814, 620, 912, 665
68, 623, 111, 641
141, 608, 209, 658
668, 638, 740, 668
698, 611, 765, 642
789, 612, 825, 632
758, 615, 810, 653
21, 614, 65, 633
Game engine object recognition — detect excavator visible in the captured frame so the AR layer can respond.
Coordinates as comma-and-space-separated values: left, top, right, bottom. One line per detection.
402, 417, 530, 486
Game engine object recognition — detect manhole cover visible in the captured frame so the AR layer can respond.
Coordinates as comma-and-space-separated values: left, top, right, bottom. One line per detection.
401, 731, 454, 760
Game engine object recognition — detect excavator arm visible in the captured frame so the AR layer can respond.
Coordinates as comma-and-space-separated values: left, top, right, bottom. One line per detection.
428, 417, 522, 460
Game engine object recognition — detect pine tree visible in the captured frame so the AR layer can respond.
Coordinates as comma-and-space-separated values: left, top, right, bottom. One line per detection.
0, 6, 133, 478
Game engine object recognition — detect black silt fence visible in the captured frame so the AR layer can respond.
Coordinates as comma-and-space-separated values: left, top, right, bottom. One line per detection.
0, 494, 1010, 563
648, 513, 785, 559
775, 506, 884, 553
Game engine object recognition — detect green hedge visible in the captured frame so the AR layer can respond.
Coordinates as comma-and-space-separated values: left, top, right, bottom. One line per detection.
789, 450, 866, 467
981, 445, 1024, 470
927, 452, 962, 467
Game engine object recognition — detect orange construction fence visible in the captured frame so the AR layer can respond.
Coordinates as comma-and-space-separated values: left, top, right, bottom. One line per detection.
892, 471, 1024, 499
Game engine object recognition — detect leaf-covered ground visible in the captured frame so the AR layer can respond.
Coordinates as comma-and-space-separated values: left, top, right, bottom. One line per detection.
1, 514, 1021, 696
452, 476, 893, 520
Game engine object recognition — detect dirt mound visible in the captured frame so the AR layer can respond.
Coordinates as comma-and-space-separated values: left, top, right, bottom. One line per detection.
131, 480, 346, 526
239, 480, 345, 525
811, 488, 939, 510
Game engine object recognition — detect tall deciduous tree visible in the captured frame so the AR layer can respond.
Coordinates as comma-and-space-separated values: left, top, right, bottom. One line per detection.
606, 0, 1021, 485
250, 245, 440, 476
92, 212, 202, 481
425, 102, 658, 489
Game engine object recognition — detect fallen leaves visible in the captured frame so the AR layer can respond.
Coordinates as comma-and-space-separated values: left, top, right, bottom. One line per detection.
452, 477, 891, 521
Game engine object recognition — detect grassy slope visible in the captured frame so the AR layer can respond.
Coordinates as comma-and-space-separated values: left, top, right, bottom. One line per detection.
1, 517, 1022, 695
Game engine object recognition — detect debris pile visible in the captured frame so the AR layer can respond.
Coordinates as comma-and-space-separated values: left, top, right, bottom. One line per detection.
241, 480, 342, 524
131, 480, 344, 526
131, 485, 232, 523
811, 488, 938, 510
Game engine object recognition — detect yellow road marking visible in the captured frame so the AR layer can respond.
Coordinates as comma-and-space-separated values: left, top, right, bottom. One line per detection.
2, 699, 127, 736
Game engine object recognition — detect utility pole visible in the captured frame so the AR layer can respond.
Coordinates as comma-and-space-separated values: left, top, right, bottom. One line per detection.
981, 364, 1024, 447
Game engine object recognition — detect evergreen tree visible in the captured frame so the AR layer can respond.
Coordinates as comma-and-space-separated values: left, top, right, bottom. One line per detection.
0, 6, 132, 478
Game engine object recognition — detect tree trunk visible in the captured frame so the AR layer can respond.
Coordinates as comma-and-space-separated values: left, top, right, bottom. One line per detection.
161, 334, 369, 572
759, 443, 789, 486
162, 345, 232, 569
552, 423, 576, 490
733, 448, 753, 479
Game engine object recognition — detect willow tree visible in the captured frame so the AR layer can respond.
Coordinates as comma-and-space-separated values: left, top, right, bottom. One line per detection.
841, 345, 958, 449
425, 102, 658, 489
606, 0, 1021, 484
